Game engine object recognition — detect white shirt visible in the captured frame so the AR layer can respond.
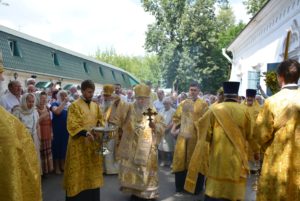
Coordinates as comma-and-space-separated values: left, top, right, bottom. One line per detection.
0, 91, 21, 112
153, 99, 164, 113
160, 107, 175, 125
116, 93, 127, 102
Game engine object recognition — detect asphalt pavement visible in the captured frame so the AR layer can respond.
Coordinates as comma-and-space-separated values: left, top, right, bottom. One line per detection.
42, 166, 256, 201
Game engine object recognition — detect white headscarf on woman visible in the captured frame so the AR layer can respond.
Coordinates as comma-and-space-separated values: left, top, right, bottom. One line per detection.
56, 90, 70, 108
56, 90, 67, 103
17, 93, 36, 115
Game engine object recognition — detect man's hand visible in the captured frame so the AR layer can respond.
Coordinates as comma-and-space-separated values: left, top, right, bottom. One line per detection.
149, 122, 156, 130
91, 130, 100, 139
86, 131, 95, 142
63, 97, 69, 104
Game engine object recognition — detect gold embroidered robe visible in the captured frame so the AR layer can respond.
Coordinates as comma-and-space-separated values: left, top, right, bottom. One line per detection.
101, 99, 125, 174
187, 102, 252, 200
64, 98, 104, 197
243, 100, 262, 163
172, 98, 208, 173
0, 106, 42, 201
111, 103, 165, 199
254, 88, 300, 201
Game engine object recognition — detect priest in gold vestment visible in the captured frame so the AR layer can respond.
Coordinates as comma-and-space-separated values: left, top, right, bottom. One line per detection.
111, 84, 165, 201
0, 61, 42, 201
188, 81, 253, 201
64, 80, 104, 201
254, 59, 300, 201
172, 81, 208, 194
101, 84, 120, 174
243, 89, 261, 172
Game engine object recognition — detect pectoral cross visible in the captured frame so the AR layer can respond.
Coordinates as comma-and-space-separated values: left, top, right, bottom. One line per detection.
143, 108, 158, 125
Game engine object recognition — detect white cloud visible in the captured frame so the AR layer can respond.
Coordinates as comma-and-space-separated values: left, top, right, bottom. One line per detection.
0, 0, 154, 56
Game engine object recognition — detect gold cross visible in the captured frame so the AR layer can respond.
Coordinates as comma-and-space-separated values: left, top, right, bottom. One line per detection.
143, 108, 158, 124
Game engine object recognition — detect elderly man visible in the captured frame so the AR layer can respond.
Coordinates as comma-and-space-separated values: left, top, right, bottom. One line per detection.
27, 84, 37, 93
111, 84, 165, 201
153, 89, 165, 113
26, 77, 36, 86
158, 97, 176, 167
126, 89, 134, 103
68, 86, 78, 102
0, 80, 22, 112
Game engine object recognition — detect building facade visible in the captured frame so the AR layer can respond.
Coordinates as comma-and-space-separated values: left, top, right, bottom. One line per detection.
227, 0, 300, 96
0, 25, 139, 94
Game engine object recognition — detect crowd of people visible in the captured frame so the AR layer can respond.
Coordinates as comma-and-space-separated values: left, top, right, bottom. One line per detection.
0, 55, 299, 201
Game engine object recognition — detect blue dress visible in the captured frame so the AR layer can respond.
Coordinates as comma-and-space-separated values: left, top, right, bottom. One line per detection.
50, 102, 69, 160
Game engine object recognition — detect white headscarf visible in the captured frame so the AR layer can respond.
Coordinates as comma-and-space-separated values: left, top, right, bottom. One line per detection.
18, 93, 36, 115
57, 90, 68, 103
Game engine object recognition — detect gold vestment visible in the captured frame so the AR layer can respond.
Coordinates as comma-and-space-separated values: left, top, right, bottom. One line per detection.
254, 88, 300, 201
243, 100, 261, 162
172, 98, 208, 173
111, 103, 165, 199
64, 98, 104, 197
102, 99, 125, 174
0, 106, 42, 201
186, 102, 252, 200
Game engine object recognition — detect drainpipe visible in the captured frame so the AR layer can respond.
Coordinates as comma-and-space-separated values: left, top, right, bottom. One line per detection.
222, 48, 232, 63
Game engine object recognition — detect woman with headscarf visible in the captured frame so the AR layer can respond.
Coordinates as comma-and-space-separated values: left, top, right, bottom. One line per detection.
36, 91, 54, 175
12, 93, 41, 168
50, 90, 70, 174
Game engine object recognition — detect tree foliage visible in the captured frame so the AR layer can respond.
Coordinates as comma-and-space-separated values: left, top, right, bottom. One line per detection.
93, 48, 161, 86
243, 0, 268, 16
142, 0, 244, 93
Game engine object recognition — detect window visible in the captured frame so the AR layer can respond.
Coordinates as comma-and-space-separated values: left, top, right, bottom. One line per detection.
35, 81, 53, 89
247, 71, 260, 90
83, 62, 89, 73
129, 77, 139, 86
8, 39, 21, 57
99, 66, 104, 77
51, 52, 59, 66
122, 74, 126, 82
111, 70, 116, 81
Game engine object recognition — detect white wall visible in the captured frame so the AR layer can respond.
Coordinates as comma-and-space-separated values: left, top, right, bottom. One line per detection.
228, 0, 300, 96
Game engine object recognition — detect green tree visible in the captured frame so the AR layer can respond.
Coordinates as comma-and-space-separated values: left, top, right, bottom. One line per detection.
142, 0, 232, 93
93, 48, 161, 87
243, 0, 268, 16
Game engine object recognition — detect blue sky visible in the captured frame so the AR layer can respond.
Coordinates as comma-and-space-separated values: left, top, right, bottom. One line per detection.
0, 0, 250, 56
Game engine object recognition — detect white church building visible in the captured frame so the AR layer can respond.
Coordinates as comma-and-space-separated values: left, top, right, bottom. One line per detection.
227, 0, 300, 96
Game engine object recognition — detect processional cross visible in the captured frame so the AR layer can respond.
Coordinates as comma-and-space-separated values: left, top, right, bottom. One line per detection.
143, 108, 157, 125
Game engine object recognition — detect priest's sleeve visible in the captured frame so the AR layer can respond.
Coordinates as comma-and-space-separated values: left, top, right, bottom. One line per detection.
67, 103, 85, 137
